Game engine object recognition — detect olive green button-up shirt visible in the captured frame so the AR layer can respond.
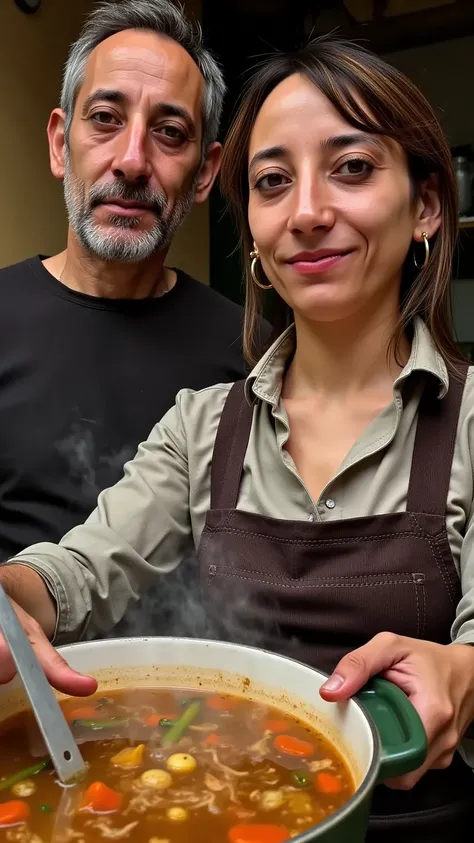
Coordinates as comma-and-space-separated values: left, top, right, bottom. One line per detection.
9, 318, 474, 652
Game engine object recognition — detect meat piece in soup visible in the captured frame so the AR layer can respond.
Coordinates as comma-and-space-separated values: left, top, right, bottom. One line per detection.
0, 689, 355, 843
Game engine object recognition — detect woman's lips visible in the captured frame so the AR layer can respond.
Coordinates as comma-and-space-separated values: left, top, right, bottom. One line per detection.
288, 252, 352, 274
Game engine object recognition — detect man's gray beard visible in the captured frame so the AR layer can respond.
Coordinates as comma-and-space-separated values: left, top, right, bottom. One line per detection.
63, 159, 196, 263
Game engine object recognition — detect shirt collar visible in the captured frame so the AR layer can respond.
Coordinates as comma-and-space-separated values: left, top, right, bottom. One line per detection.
245, 316, 449, 407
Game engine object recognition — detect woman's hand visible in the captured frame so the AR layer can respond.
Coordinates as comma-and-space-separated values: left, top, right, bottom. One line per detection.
0, 595, 97, 696
319, 632, 474, 789
0, 566, 97, 697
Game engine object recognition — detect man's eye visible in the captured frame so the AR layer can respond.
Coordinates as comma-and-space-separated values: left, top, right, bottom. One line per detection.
90, 111, 119, 126
156, 125, 187, 143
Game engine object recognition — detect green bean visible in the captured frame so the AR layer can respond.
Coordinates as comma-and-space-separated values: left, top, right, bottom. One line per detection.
159, 718, 176, 728
0, 760, 50, 791
162, 701, 201, 745
72, 717, 129, 730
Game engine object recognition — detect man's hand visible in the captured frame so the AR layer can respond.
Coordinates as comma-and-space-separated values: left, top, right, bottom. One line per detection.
319, 632, 474, 790
0, 566, 97, 696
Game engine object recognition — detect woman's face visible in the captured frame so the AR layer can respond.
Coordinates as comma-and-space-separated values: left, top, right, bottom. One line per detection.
247, 73, 439, 324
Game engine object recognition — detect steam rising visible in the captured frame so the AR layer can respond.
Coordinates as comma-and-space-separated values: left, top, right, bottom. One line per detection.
56, 421, 135, 500
56, 427, 297, 656
109, 552, 279, 644
109, 550, 302, 666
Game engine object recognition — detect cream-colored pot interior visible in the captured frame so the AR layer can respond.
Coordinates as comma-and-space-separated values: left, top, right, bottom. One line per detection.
0, 637, 375, 792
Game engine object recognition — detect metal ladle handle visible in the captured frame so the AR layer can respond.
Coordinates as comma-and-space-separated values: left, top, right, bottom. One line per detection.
0, 583, 86, 784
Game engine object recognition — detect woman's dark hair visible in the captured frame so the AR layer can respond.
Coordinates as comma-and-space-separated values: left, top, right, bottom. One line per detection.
220, 35, 463, 368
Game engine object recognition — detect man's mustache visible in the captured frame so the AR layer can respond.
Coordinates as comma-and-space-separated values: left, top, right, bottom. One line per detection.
88, 182, 167, 217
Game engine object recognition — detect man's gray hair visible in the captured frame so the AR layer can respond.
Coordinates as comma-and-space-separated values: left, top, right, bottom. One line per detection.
60, 0, 226, 150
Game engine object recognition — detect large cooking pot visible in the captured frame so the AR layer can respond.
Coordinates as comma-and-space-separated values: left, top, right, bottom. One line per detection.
0, 637, 427, 842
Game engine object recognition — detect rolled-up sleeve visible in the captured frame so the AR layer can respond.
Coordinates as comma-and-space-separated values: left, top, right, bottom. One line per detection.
452, 499, 474, 646
9, 399, 192, 644
451, 375, 474, 646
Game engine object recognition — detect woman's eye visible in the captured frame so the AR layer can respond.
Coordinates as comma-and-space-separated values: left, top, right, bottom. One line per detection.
255, 172, 290, 190
336, 158, 374, 178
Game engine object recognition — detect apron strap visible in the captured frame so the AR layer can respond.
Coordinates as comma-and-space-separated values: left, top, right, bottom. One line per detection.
210, 380, 253, 510
407, 365, 469, 515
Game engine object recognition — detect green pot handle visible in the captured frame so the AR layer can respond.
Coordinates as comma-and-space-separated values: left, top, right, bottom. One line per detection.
356, 678, 427, 781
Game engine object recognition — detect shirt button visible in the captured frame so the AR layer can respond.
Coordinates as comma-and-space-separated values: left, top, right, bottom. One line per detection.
307, 513, 314, 522
325, 498, 336, 510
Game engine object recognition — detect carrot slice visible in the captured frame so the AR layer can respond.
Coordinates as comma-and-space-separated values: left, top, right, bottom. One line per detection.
204, 732, 224, 746
273, 735, 314, 757
145, 713, 176, 727
206, 695, 238, 712
0, 800, 30, 826
229, 824, 288, 843
80, 782, 122, 813
263, 718, 291, 734
65, 706, 97, 722
315, 772, 343, 794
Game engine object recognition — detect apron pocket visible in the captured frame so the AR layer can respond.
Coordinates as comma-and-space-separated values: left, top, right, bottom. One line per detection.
205, 559, 427, 648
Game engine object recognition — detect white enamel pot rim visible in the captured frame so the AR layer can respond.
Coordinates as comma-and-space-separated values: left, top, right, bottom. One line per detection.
58, 636, 382, 840
0, 636, 425, 840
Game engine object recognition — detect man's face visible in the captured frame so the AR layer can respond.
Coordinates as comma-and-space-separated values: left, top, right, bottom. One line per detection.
52, 30, 213, 262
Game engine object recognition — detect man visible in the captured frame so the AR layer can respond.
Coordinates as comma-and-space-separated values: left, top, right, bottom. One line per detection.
0, 0, 252, 561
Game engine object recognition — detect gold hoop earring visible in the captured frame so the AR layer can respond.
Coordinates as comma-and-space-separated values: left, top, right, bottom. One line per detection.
413, 232, 430, 269
250, 247, 272, 290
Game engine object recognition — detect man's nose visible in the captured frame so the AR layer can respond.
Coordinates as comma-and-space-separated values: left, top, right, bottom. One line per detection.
111, 122, 152, 183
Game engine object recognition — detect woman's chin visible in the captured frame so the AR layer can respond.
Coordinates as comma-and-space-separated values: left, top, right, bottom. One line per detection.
293, 295, 361, 325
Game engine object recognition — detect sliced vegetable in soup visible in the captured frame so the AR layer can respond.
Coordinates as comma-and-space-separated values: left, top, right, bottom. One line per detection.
0, 688, 354, 843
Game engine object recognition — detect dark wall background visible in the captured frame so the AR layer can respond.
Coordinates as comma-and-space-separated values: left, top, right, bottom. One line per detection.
201, 0, 474, 314
202, 0, 309, 305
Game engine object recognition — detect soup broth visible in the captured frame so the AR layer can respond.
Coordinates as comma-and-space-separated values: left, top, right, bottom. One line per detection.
0, 688, 354, 843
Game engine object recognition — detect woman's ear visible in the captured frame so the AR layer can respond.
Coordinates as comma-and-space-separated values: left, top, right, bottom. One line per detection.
413, 172, 441, 242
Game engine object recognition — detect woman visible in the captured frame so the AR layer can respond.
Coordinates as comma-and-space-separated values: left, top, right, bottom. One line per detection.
2, 36, 474, 842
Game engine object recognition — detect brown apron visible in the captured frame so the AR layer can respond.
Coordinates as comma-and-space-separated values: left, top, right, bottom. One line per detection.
197, 368, 474, 842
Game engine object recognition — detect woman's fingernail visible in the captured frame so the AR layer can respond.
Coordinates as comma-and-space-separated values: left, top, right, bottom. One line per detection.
322, 674, 344, 692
